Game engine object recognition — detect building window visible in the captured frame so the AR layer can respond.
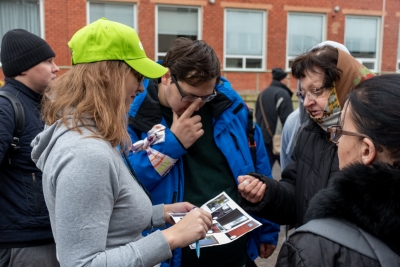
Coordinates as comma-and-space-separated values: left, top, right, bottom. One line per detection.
156, 5, 201, 61
345, 16, 380, 72
224, 9, 265, 71
0, 0, 43, 66
287, 13, 325, 70
0, 0, 42, 38
87, 1, 136, 29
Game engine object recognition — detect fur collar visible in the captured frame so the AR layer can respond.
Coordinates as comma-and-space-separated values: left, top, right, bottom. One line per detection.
305, 163, 400, 254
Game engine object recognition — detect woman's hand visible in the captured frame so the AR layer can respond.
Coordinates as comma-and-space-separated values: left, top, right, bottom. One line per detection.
164, 202, 193, 225
162, 208, 212, 250
238, 175, 266, 203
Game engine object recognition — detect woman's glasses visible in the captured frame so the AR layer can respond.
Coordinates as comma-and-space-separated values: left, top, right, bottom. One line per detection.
327, 125, 383, 152
171, 74, 217, 103
296, 86, 329, 103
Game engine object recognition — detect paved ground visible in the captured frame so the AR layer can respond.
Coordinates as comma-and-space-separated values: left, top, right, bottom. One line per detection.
253, 162, 285, 267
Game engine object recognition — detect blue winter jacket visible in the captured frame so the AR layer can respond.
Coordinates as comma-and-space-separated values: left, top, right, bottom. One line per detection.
127, 77, 280, 267
0, 78, 53, 247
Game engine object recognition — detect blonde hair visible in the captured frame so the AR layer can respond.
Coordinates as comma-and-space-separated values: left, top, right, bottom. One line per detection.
42, 61, 138, 150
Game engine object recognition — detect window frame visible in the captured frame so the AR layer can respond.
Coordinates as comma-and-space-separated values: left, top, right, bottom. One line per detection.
155, 4, 202, 61
397, 22, 400, 72
0, 0, 44, 67
223, 8, 266, 72
344, 15, 381, 72
286, 12, 326, 71
86, 1, 137, 30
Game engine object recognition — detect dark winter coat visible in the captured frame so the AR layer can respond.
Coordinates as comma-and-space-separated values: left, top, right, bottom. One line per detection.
239, 119, 339, 227
276, 163, 400, 266
255, 80, 293, 146
0, 78, 53, 247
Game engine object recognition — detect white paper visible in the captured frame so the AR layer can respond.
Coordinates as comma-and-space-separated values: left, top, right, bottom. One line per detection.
168, 191, 262, 249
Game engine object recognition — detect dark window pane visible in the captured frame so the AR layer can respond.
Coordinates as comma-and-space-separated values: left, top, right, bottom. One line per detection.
288, 59, 295, 69
158, 34, 197, 53
226, 58, 243, 68
350, 51, 376, 59
245, 58, 262, 69
362, 62, 375, 69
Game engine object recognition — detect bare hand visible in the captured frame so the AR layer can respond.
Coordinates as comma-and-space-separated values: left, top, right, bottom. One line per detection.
162, 208, 212, 250
170, 98, 203, 149
164, 202, 194, 225
238, 175, 266, 203
259, 243, 276, 258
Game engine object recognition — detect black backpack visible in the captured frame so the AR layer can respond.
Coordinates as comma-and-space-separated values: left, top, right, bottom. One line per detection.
294, 218, 400, 267
0, 91, 25, 152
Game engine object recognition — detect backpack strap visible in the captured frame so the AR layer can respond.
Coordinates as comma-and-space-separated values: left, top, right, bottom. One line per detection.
247, 107, 257, 170
0, 91, 25, 151
294, 218, 400, 267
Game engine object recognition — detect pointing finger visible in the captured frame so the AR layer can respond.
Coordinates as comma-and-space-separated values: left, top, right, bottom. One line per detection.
180, 98, 202, 119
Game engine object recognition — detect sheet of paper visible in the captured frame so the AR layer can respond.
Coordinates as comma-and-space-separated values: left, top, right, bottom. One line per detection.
168, 191, 262, 249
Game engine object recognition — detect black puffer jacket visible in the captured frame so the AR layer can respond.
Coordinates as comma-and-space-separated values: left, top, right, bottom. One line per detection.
276, 163, 400, 266
239, 119, 339, 226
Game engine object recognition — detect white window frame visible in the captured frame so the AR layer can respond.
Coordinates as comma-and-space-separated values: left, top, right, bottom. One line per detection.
286, 12, 326, 70
86, 1, 137, 30
344, 15, 380, 72
0, 0, 44, 67
223, 8, 266, 71
398, 23, 400, 72
155, 5, 202, 61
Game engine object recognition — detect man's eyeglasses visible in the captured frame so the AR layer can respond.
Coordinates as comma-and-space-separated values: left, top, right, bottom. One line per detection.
171, 74, 217, 103
296, 86, 329, 103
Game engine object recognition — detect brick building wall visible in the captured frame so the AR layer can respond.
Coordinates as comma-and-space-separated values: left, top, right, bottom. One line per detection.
1, 0, 400, 97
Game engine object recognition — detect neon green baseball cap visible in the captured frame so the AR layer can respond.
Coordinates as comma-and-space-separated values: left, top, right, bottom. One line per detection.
68, 18, 167, 78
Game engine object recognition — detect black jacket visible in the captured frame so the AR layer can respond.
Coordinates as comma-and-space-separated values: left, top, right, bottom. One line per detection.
239, 119, 339, 226
255, 80, 293, 146
276, 163, 400, 266
0, 78, 53, 247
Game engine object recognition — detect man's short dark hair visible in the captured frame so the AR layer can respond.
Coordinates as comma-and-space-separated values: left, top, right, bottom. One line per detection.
162, 37, 220, 87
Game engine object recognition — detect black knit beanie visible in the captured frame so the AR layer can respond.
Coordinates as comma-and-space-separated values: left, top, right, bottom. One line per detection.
1, 29, 55, 77
272, 68, 287, 81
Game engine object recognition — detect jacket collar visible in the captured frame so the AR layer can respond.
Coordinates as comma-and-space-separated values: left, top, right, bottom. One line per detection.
129, 78, 234, 133
270, 80, 293, 97
5, 77, 42, 103
305, 162, 400, 254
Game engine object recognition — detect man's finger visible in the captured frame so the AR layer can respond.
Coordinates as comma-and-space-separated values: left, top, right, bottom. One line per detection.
180, 98, 202, 119
172, 110, 179, 121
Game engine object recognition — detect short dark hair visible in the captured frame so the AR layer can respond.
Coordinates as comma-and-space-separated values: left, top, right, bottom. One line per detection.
347, 74, 400, 167
162, 37, 220, 86
291, 45, 342, 90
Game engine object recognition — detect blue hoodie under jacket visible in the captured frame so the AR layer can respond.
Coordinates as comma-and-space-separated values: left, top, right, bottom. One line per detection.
127, 76, 280, 267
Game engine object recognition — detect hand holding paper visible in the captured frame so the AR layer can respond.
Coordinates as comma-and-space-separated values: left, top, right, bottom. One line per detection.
161, 207, 212, 251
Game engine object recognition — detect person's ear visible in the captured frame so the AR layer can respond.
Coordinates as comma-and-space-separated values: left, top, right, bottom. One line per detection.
360, 138, 377, 165
161, 68, 171, 85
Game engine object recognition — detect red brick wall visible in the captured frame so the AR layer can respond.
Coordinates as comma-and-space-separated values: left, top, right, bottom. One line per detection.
1, 0, 400, 93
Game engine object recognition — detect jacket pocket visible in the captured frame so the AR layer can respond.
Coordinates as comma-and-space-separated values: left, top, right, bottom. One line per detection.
229, 131, 250, 166
32, 173, 40, 215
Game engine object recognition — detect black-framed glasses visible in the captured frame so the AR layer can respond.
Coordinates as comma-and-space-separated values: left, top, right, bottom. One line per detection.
296, 86, 329, 103
171, 74, 217, 103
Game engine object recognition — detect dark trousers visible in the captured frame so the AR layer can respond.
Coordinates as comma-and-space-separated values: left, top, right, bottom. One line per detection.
0, 243, 59, 267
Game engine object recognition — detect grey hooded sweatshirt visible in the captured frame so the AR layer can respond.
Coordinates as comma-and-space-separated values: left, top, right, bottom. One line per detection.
31, 120, 172, 267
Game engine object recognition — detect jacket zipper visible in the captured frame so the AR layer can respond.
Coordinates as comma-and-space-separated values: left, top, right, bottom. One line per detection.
32, 173, 40, 215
